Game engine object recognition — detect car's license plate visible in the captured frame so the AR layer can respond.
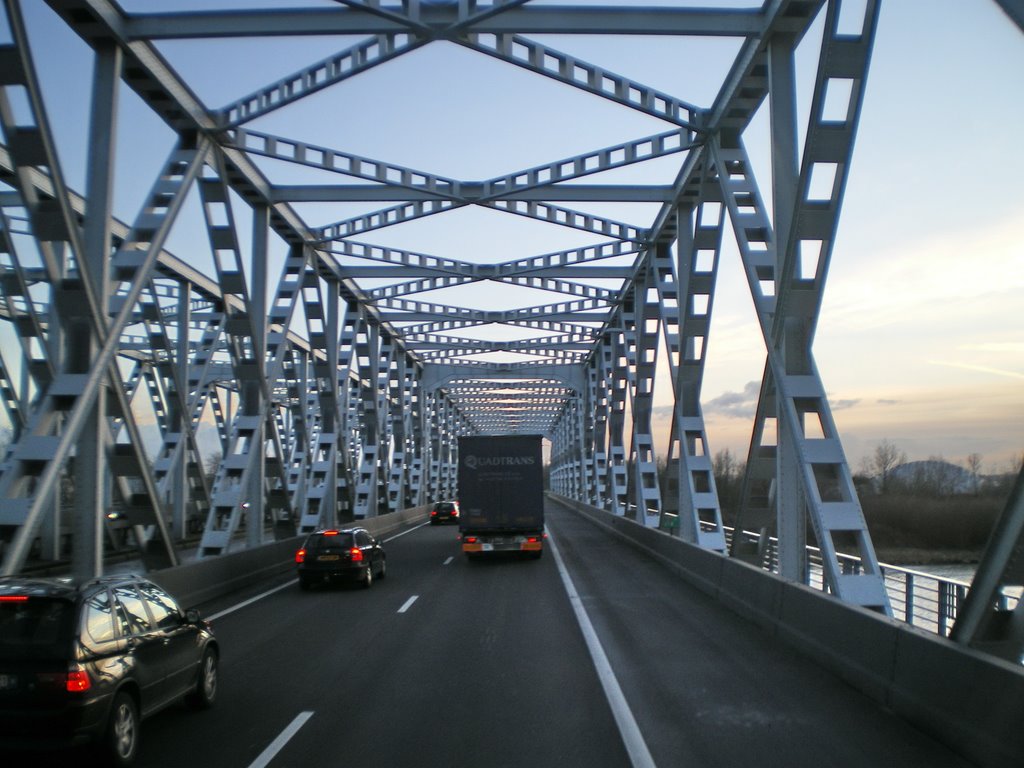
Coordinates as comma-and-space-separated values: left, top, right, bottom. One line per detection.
0, 674, 17, 691
317, 554, 341, 561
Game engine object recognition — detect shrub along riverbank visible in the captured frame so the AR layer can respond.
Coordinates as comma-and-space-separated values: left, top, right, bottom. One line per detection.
861, 494, 1001, 565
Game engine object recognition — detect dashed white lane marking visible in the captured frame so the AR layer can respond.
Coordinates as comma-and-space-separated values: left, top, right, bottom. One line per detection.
548, 531, 658, 768
398, 595, 419, 613
248, 711, 314, 768
443, 556, 454, 565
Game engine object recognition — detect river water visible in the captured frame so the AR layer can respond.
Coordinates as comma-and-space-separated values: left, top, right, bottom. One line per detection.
897, 562, 977, 584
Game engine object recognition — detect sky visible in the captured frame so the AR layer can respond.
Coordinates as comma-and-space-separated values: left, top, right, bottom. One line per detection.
7, 0, 1024, 476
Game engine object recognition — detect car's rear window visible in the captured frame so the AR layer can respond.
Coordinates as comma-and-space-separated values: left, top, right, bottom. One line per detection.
437, 503, 455, 512
0, 598, 74, 660
309, 533, 355, 550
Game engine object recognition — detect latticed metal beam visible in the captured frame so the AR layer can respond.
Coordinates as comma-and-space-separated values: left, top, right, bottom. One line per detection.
3, 0, 999, 635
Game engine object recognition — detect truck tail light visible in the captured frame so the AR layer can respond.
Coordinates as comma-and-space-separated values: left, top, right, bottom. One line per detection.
464, 536, 478, 544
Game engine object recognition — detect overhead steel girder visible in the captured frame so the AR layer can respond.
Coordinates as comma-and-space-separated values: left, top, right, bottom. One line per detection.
235, 125, 692, 205
316, 196, 646, 243
124, 6, 767, 40
329, 237, 637, 276
273, 184, 676, 204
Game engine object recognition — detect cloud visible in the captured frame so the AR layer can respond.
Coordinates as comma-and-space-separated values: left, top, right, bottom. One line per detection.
704, 380, 761, 419
927, 360, 1024, 381
830, 398, 861, 411
877, 398, 900, 406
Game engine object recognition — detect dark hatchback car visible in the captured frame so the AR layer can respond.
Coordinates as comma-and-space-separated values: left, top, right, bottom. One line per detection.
429, 500, 460, 525
295, 527, 387, 590
0, 574, 218, 767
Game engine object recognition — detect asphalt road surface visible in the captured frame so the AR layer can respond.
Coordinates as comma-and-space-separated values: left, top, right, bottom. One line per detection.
127, 502, 973, 768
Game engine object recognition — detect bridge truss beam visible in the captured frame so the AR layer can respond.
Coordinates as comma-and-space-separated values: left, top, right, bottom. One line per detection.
9, 0, 1016, 627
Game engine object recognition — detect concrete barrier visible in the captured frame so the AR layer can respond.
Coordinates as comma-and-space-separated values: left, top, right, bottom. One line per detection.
548, 493, 1024, 768
151, 505, 431, 609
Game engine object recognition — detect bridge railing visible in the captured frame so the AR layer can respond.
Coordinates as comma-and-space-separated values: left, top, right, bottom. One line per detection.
723, 527, 1020, 637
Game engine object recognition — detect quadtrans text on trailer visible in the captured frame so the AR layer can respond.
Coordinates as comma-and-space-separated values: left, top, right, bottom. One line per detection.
457, 435, 544, 559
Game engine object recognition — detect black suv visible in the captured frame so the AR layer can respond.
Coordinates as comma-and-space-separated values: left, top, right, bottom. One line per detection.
295, 528, 387, 589
0, 574, 218, 766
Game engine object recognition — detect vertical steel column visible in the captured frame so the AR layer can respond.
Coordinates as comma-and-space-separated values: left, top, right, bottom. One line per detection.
712, 0, 889, 613
426, 389, 442, 503
354, 321, 381, 518
573, 392, 589, 503
408, 371, 425, 507
0, 8, 190, 573
769, 29, 806, 581
304, 297, 342, 531
73, 40, 121, 579
246, 205, 271, 547
386, 348, 409, 515
657, 196, 727, 550
590, 349, 610, 509
169, 285, 192, 540
197, 155, 273, 554
336, 301, 362, 522
617, 275, 662, 527
605, 328, 629, 516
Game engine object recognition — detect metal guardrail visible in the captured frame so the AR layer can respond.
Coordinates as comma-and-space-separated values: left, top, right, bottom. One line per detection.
723, 527, 1020, 637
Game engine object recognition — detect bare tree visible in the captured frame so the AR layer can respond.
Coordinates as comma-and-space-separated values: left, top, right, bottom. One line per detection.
204, 450, 223, 486
713, 448, 745, 521
965, 452, 983, 495
872, 439, 906, 494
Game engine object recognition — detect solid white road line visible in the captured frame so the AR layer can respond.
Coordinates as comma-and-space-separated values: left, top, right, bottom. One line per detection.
248, 711, 314, 768
398, 595, 419, 613
383, 521, 430, 542
208, 521, 431, 621
208, 580, 297, 621
548, 532, 658, 768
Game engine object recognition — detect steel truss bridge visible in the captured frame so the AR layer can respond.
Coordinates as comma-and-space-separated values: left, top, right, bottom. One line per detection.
0, 1, 1021, 655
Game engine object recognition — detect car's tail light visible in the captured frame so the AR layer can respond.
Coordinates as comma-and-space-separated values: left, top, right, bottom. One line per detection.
0, 595, 28, 602
323, 530, 339, 536
526, 537, 540, 543
431, 511, 437, 516
464, 536, 478, 544
349, 547, 364, 562
295, 549, 307, 564
66, 665, 91, 693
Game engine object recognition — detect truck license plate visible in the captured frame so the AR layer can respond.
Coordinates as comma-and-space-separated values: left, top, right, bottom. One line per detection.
481, 543, 493, 551
0, 674, 17, 690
